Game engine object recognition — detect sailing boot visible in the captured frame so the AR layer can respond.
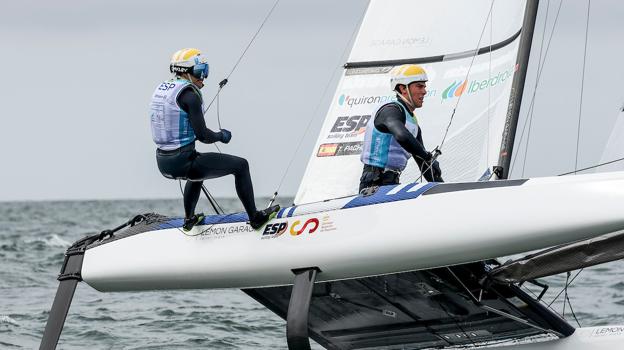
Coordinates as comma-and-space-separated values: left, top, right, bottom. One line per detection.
183, 213, 205, 232
249, 205, 280, 230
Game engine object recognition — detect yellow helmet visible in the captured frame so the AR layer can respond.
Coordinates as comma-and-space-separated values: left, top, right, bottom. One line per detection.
169, 48, 210, 79
389, 64, 428, 91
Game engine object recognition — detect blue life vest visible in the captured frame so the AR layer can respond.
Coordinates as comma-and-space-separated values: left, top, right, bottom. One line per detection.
360, 101, 420, 171
149, 79, 202, 151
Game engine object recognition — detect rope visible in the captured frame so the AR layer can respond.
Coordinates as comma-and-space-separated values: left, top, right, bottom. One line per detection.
574, 0, 591, 174
270, 3, 368, 196
509, 0, 563, 175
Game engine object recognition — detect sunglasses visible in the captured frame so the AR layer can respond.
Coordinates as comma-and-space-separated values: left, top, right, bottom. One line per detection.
192, 63, 209, 80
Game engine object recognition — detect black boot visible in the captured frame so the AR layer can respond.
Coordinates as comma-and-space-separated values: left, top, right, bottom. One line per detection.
249, 205, 280, 230
183, 213, 205, 232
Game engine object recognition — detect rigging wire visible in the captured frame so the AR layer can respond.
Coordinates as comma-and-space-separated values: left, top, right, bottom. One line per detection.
521, 0, 551, 177
438, 1, 496, 151
269, 4, 368, 197
565, 290, 582, 327
547, 268, 583, 307
182, 0, 280, 210
562, 272, 570, 316
202, 0, 281, 118
521, 284, 565, 318
560, 271, 582, 327
416, 0, 495, 183
558, 156, 624, 175
520, 272, 582, 327
178, 180, 224, 215
213, 92, 222, 153
574, 0, 592, 174
486, 3, 493, 167
509, 0, 563, 176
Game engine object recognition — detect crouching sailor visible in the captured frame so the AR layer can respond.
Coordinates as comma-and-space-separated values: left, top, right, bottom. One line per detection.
359, 64, 444, 193
150, 48, 279, 231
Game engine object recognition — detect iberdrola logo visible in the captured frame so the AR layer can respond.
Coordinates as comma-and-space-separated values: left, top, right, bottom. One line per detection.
441, 68, 514, 100
442, 80, 467, 100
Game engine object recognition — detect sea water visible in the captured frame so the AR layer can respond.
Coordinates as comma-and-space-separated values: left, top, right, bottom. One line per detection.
1, 199, 623, 349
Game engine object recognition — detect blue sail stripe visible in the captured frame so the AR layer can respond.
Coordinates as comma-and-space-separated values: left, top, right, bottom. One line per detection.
342, 183, 436, 209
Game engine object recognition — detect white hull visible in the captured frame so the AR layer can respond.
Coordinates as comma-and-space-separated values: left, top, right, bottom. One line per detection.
82, 171, 624, 292
488, 326, 624, 349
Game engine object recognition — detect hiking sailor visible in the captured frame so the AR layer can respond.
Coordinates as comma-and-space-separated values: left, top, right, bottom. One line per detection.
150, 48, 279, 231
359, 64, 443, 193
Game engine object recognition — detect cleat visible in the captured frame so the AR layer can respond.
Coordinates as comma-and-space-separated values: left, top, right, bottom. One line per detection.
183, 213, 205, 232
249, 205, 280, 230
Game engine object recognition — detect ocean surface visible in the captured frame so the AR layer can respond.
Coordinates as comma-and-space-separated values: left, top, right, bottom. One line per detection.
1, 199, 624, 349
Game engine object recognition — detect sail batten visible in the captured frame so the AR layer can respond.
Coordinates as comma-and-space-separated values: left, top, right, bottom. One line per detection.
345, 29, 522, 68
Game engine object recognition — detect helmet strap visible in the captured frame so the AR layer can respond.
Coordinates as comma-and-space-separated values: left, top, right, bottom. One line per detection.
397, 85, 416, 111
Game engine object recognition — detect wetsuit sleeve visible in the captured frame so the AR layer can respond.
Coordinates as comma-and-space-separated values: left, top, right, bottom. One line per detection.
374, 104, 431, 162
177, 87, 222, 144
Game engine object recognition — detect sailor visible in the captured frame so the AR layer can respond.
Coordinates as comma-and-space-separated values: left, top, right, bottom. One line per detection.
359, 64, 443, 193
150, 48, 279, 231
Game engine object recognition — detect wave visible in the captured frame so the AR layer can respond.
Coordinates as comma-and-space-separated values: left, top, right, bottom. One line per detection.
0, 315, 19, 326
24, 234, 71, 248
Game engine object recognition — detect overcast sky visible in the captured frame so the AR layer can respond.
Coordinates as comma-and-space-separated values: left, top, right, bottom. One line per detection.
1, 0, 623, 202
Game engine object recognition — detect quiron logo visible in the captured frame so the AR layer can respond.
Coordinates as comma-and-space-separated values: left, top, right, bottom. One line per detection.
441, 68, 514, 100
338, 94, 395, 108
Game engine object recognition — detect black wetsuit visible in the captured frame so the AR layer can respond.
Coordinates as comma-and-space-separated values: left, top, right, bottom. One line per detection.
359, 98, 443, 192
156, 86, 258, 219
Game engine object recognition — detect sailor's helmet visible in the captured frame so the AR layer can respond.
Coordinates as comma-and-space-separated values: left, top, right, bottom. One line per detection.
389, 64, 428, 92
170, 48, 210, 80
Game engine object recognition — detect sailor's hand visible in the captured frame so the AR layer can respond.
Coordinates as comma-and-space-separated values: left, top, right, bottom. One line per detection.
432, 160, 444, 182
425, 152, 434, 162
420, 159, 442, 183
220, 129, 232, 144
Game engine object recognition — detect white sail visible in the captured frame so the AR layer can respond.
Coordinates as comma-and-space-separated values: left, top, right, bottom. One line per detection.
599, 108, 624, 172
296, 0, 528, 204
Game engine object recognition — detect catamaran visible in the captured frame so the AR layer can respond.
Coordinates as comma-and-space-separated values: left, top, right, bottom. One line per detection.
40, 1, 624, 349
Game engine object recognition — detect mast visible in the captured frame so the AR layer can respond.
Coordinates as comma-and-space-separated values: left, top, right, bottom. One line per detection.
497, 0, 540, 179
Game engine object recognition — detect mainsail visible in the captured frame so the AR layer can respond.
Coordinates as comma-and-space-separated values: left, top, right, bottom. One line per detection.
296, 0, 532, 204
598, 108, 624, 172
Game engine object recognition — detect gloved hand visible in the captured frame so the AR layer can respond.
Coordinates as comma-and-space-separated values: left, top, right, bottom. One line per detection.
220, 129, 232, 144
431, 160, 444, 182
420, 158, 443, 183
